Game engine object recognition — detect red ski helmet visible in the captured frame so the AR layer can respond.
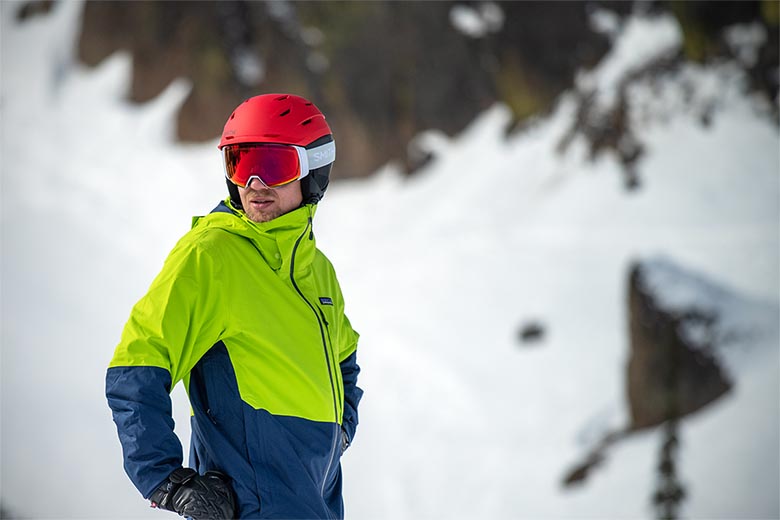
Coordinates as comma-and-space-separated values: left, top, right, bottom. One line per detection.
218, 93, 335, 205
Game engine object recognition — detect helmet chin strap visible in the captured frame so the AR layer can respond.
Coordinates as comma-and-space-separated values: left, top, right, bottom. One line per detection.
300, 167, 328, 205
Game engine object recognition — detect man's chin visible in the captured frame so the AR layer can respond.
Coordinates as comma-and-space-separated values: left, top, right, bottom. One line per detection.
247, 210, 280, 223
244, 201, 280, 222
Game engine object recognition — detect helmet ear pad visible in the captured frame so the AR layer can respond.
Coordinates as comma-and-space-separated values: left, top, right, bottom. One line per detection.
300, 134, 334, 204
226, 177, 243, 209
300, 163, 331, 205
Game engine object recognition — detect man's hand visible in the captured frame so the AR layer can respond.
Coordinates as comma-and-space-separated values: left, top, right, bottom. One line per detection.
150, 468, 236, 519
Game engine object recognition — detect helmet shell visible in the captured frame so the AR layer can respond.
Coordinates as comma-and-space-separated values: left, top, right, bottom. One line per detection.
219, 94, 332, 148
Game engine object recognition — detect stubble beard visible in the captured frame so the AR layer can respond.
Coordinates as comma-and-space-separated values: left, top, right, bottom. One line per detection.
238, 180, 302, 223
245, 202, 282, 223
241, 189, 282, 223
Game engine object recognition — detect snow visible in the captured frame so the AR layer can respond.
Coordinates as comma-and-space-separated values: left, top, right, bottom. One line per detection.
1, 2, 778, 519
641, 257, 779, 377
589, 7, 622, 40
232, 48, 264, 87
449, 2, 504, 39
724, 22, 768, 69
577, 13, 683, 112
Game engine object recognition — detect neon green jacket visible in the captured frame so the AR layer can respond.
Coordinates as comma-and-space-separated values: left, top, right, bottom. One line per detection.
106, 200, 362, 518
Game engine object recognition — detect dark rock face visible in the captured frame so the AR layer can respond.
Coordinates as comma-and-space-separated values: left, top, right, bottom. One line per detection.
626, 263, 732, 430
76, 1, 620, 179
74, 1, 776, 181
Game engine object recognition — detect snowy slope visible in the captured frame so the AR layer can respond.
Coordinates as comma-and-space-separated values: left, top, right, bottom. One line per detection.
1, 2, 778, 518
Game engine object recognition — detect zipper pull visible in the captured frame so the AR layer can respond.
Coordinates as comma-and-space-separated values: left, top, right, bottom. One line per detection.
317, 307, 330, 326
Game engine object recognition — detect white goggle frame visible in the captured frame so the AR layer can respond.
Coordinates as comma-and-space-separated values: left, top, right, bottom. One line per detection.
224, 140, 336, 189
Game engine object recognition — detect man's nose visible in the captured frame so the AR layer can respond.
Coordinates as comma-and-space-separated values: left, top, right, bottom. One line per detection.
246, 177, 267, 190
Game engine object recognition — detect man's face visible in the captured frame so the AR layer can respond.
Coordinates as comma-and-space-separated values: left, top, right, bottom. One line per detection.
238, 178, 303, 223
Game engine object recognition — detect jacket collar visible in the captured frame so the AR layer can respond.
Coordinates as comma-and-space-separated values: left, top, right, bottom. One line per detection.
193, 199, 317, 275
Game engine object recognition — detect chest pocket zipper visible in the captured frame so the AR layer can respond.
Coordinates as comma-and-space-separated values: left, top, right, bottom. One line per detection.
317, 306, 344, 421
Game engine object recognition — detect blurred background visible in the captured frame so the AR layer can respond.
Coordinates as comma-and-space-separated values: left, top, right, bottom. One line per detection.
1, 1, 778, 519
75, 0, 778, 181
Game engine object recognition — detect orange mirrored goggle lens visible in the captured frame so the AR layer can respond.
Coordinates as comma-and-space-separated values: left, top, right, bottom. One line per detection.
223, 144, 302, 188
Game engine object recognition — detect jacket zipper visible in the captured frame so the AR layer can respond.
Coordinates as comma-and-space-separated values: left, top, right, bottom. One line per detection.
289, 216, 340, 422
289, 216, 341, 507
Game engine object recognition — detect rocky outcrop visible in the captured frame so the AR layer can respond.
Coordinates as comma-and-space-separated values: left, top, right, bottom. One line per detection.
626, 263, 732, 430
562, 258, 736, 519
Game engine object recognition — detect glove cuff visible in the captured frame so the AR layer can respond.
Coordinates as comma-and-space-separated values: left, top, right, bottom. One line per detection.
341, 427, 350, 454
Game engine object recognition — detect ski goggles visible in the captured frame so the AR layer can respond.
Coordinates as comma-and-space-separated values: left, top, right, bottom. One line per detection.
222, 141, 336, 189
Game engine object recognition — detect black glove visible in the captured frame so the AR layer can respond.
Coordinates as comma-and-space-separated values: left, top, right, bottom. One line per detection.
340, 427, 350, 455
150, 467, 236, 519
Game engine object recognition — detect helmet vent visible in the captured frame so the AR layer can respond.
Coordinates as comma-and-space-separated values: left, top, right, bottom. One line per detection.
279, 109, 291, 117
275, 95, 289, 101
301, 118, 312, 126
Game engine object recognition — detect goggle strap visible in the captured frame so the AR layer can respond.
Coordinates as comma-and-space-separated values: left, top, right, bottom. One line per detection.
306, 141, 336, 171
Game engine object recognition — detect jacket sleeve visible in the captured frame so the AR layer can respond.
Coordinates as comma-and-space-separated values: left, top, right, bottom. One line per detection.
340, 350, 363, 445
337, 307, 362, 444
105, 366, 180, 498
106, 238, 225, 498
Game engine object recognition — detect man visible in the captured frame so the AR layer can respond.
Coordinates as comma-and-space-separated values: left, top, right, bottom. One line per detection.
106, 93, 363, 519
